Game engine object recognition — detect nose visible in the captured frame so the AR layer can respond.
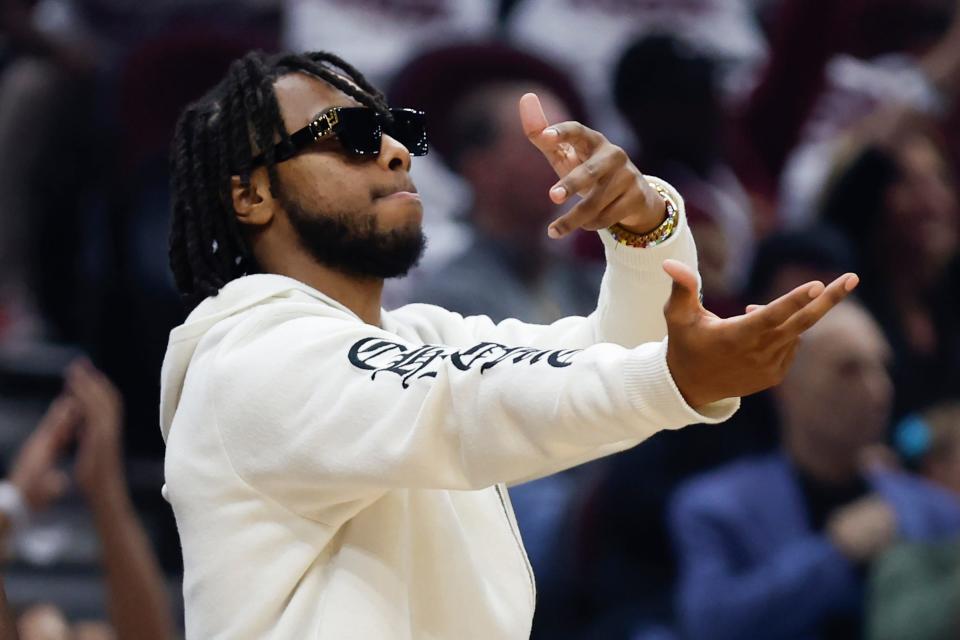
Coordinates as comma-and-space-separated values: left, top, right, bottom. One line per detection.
861, 362, 893, 416
377, 133, 411, 172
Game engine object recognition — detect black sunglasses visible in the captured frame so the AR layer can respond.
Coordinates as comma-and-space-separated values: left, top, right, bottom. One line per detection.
251, 107, 428, 165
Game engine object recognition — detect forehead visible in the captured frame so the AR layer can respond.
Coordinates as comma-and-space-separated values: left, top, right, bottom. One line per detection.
272, 71, 365, 132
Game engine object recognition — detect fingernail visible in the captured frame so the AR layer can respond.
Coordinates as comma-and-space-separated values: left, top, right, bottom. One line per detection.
844, 274, 860, 291
808, 282, 825, 298
549, 185, 566, 201
544, 128, 558, 138
548, 226, 561, 239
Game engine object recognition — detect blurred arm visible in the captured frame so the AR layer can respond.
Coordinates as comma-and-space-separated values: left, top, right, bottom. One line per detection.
66, 360, 175, 640
87, 484, 175, 640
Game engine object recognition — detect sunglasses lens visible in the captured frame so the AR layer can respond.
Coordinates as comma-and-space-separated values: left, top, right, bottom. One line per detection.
335, 109, 383, 156
388, 109, 429, 157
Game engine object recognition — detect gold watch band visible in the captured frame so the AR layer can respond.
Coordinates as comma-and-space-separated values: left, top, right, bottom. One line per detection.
607, 182, 679, 248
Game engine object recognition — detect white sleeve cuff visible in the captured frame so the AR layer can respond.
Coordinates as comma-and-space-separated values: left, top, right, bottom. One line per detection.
623, 338, 740, 429
597, 176, 695, 272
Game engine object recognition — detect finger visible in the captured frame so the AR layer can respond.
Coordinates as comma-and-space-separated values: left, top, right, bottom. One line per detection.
523, 112, 601, 177
742, 281, 825, 331
548, 144, 628, 205
548, 166, 633, 238
777, 273, 860, 338
78, 360, 118, 410
543, 120, 604, 159
519, 92, 549, 138
745, 304, 763, 314
520, 94, 578, 177
35, 395, 78, 435
662, 259, 702, 324
778, 339, 800, 372
66, 362, 102, 414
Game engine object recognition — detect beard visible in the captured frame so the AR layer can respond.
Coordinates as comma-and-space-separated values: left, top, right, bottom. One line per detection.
279, 185, 427, 280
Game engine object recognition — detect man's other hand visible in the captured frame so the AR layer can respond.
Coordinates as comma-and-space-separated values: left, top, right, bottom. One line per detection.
662, 259, 859, 408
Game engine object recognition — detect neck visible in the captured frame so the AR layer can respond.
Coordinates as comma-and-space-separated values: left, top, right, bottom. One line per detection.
784, 422, 861, 485
260, 247, 384, 326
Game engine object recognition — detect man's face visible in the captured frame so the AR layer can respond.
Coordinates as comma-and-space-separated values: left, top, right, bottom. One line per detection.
779, 303, 893, 456
268, 72, 426, 278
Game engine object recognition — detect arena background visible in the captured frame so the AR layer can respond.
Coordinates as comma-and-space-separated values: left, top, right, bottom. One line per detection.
1, 0, 959, 638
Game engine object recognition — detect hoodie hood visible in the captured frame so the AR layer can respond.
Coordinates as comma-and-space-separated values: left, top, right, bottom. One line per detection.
159, 274, 360, 442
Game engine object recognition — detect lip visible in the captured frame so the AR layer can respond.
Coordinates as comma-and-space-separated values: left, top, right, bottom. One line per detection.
379, 191, 421, 201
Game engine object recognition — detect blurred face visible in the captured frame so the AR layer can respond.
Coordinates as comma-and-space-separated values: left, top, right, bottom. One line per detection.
779, 303, 894, 457
460, 85, 570, 240
267, 72, 426, 278
883, 134, 959, 280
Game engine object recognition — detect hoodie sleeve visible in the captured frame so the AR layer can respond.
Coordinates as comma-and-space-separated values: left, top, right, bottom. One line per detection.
210, 312, 737, 518
392, 176, 699, 351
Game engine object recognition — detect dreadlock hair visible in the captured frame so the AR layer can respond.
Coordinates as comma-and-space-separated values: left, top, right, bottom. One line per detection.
168, 50, 389, 311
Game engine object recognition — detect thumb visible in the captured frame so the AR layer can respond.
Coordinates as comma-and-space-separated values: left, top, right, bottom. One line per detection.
518, 92, 549, 139
662, 259, 702, 321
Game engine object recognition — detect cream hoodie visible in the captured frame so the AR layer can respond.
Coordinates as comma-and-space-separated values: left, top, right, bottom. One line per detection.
159, 178, 739, 639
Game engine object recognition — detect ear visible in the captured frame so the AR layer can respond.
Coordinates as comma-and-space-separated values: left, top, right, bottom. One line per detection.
231, 167, 275, 226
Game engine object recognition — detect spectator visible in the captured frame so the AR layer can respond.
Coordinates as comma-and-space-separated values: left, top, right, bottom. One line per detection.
507, 0, 768, 146
671, 301, 960, 640
282, 0, 497, 88
0, 360, 174, 639
866, 402, 960, 640
612, 34, 754, 315
765, 0, 960, 226
820, 128, 960, 417
395, 41, 597, 323
745, 226, 856, 306
0, 0, 97, 343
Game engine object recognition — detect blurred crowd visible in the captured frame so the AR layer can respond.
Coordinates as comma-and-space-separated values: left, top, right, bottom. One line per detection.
1, 0, 959, 638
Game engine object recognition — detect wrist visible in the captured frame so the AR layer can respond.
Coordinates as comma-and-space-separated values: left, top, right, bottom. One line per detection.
86, 481, 131, 516
619, 200, 667, 234
608, 180, 679, 249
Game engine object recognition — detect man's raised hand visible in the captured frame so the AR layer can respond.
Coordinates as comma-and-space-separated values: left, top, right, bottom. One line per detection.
662, 259, 860, 408
519, 92, 666, 238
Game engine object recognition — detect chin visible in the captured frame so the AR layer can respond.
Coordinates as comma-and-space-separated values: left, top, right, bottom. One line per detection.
377, 198, 424, 230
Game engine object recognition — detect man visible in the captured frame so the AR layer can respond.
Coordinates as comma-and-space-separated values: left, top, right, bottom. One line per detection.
160, 50, 856, 639
671, 301, 960, 640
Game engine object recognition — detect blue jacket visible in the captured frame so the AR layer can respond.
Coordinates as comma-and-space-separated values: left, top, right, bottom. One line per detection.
670, 453, 960, 640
